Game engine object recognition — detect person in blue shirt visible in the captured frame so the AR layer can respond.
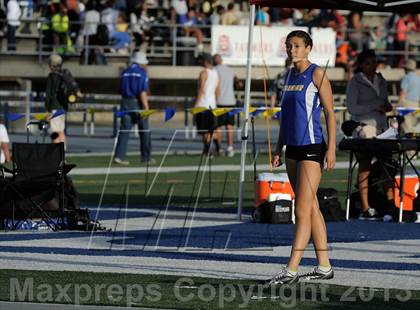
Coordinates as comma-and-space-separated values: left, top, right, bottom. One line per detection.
114, 51, 152, 165
269, 30, 336, 285
399, 59, 419, 134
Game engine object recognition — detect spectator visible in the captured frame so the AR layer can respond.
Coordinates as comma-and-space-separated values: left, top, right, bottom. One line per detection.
52, 2, 71, 54
255, 7, 270, 26
6, 0, 21, 51
385, 14, 399, 65
333, 10, 346, 43
394, 14, 415, 67
101, 0, 119, 36
210, 5, 224, 25
399, 59, 420, 134
111, 12, 131, 54
292, 9, 305, 26
83, 0, 100, 40
19, 0, 33, 34
81, 0, 106, 64
221, 2, 237, 25
40, 1, 60, 52
347, 11, 369, 52
269, 7, 280, 24
114, 52, 153, 165
195, 53, 220, 156
67, 0, 81, 40
278, 8, 295, 25
294, 9, 319, 27
131, 2, 155, 50
0, 122, 11, 164
368, 26, 387, 51
182, 8, 204, 52
345, 49, 394, 220
214, 53, 238, 157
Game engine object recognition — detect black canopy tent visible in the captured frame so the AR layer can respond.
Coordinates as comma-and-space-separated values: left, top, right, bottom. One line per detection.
249, 0, 420, 13
236, 0, 420, 219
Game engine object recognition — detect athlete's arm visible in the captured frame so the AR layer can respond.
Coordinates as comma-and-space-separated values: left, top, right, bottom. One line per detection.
196, 70, 208, 106
313, 67, 336, 171
273, 125, 284, 167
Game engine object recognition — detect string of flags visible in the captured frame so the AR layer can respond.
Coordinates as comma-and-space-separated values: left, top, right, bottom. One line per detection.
6, 109, 66, 122
5, 106, 420, 123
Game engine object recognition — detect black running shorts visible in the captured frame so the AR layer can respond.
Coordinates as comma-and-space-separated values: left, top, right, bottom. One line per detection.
285, 142, 327, 165
195, 111, 218, 134
217, 113, 235, 127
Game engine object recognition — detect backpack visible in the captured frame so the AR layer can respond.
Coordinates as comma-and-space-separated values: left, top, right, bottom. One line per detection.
317, 188, 345, 221
66, 208, 110, 231
57, 68, 79, 110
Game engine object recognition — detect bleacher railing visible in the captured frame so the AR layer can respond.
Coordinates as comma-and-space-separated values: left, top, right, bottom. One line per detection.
0, 18, 419, 66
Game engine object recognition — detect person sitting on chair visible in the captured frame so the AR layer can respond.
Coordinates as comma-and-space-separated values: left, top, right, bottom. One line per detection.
345, 49, 393, 220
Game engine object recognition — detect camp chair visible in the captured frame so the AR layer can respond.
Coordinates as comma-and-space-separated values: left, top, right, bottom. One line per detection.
1, 142, 66, 231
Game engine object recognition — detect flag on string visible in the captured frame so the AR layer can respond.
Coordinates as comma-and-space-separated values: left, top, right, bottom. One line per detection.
397, 108, 415, 116
32, 113, 49, 121
164, 107, 176, 122
52, 109, 66, 118
115, 110, 126, 118
262, 108, 281, 117
139, 109, 157, 118
250, 108, 264, 117
6, 113, 25, 122
211, 108, 229, 117
191, 107, 207, 115
228, 108, 243, 116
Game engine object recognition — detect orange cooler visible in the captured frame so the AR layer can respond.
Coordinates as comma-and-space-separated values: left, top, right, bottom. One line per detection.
394, 174, 419, 211
255, 172, 295, 207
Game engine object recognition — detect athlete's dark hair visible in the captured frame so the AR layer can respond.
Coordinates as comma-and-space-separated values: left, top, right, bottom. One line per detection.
286, 30, 313, 49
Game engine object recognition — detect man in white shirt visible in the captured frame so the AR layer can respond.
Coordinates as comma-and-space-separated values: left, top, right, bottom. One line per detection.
0, 123, 11, 164
101, 1, 118, 36
214, 54, 239, 157
7, 0, 21, 51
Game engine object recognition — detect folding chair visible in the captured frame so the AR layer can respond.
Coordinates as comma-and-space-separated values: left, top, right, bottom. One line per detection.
1, 142, 66, 230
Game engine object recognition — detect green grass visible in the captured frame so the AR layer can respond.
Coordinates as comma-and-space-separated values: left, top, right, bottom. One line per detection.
67, 151, 352, 169
68, 152, 351, 208
72, 168, 350, 209
1, 269, 419, 309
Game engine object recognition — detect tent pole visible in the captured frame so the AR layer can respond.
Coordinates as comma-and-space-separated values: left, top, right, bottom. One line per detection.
237, 4, 256, 220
